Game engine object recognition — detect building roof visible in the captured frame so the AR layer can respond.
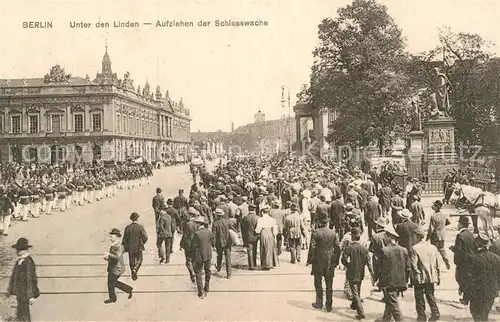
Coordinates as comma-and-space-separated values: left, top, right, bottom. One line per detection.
0, 77, 91, 87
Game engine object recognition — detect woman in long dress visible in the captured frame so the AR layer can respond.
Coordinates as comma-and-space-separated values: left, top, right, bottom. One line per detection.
256, 205, 279, 270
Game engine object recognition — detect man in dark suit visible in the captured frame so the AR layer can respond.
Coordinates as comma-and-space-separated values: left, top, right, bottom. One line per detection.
241, 203, 259, 270
157, 207, 176, 264
364, 195, 382, 240
104, 229, 133, 304
463, 233, 500, 321
152, 187, 164, 222
165, 199, 180, 251
376, 225, 410, 322
173, 189, 189, 233
450, 216, 477, 298
306, 214, 341, 312
211, 208, 233, 278
369, 217, 391, 291
329, 195, 345, 238
427, 200, 451, 269
8, 238, 40, 321
122, 212, 148, 280
191, 216, 213, 299
342, 227, 373, 320
395, 209, 418, 254
180, 213, 198, 283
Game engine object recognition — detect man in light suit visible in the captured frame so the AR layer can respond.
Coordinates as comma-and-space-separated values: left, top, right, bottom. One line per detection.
191, 216, 213, 299
104, 228, 133, 304
122, 212, 148, 280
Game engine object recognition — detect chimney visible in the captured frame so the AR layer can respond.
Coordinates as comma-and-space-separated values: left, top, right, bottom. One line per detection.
231, 122, 234, 132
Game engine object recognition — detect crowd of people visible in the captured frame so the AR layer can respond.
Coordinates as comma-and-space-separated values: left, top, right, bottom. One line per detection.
146, 155, 499, 322
6, 154, 500, 321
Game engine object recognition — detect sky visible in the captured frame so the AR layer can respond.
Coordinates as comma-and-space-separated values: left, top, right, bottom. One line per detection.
0, 0, 499, 132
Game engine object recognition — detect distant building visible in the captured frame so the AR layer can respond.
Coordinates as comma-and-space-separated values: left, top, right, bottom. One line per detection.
234, 113, 299, 154
0, 44, 191, 163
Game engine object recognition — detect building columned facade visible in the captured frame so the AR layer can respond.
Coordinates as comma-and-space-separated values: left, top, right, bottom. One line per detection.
0, 46, 191, 164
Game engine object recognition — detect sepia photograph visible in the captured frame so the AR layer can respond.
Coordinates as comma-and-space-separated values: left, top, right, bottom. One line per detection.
0, 0, 499, 320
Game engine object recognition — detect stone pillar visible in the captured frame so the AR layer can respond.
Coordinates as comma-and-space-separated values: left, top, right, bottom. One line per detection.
66, 104, 72, 132
407, 130, 425, 177
295, 115, 302, 156
84, 104, 90, 131
423, 117, 458, 179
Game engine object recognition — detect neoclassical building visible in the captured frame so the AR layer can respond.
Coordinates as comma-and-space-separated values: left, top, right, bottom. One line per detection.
0, 46, 191, 164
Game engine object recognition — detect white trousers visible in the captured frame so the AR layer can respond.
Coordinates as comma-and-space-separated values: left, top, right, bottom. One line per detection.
59, 198, 67, 212
31, 202, 40, 217
45, 200, 54, 215
0, 215, 10, 234
20, 204, 30, 221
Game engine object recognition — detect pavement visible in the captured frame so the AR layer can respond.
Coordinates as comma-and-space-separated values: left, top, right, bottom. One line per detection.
0, 163, 498, 321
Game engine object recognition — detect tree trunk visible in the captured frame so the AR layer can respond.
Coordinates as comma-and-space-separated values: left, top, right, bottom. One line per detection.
378, 138, 384, 156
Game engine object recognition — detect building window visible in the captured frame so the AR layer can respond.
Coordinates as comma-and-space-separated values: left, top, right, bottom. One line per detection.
29, 115, 39, 133
74, 114, 84, 132
51, 115, 61, 133
92, 113, 102, 131
116, 113, 121, 132
123, 115, 128, 133
11, 115, 21, 134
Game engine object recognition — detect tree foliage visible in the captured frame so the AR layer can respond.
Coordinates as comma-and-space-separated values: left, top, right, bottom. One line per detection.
309, 0, 411, 151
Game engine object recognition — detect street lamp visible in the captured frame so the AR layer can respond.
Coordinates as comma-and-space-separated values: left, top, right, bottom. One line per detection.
281, 85, 291, 153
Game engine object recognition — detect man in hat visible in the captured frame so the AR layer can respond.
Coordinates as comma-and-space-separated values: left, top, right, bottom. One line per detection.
377, 182, 394, 218
307, 212, 341, 313
212, 208, 233, 278
390, 189, 404, 225
218, 195, 233, 219
462, 233, 500, 321
122, 212, 148, 280
368, 217, 391, 291
180, 211, 198, 283
199, 196, 213, 226
191, 215, 212, 299
375, 225, 410, 322
0, 185, 14, 236
103, 228, 133, 303
241, 202, 259, 270
8, 237, 39, 321
427, 200, 451, 270
157, 207, 176, 264
342, 227, 373, 320
283, 203, 307, 264
269, 199, 285, 255
410, 225, 441, 321
174, 189, 188, 234
408, 194, 425, 225
450, 216, 477, 299
152, 187, 165, 222
395, 209, 418, 254
364, 195, 382, 240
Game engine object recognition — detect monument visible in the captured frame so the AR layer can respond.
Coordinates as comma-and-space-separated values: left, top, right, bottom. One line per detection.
423, 68, 459, 179
407, 100, 425, 177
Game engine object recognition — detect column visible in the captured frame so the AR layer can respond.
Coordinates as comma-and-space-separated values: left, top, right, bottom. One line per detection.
22, 107, 27, 133
84, 104, 90, 131
66, 104, 72, 132
295, 115, 302, 156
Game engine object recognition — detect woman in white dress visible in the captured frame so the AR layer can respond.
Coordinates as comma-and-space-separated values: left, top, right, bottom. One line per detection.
255, 205, 279, 270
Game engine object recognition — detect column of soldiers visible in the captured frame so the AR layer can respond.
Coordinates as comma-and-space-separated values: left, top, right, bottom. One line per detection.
0, 163, 153, 235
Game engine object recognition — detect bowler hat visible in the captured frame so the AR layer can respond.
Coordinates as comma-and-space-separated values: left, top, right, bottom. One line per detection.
12, 238, 32, 251
130, 212, 140, 221
432, 200, 443, 209
458, 216, 470, 225
109, 228, 122, 237
166, 198, 173, 205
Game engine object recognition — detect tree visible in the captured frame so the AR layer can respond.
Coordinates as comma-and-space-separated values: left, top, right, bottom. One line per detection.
309, 0, 411, 153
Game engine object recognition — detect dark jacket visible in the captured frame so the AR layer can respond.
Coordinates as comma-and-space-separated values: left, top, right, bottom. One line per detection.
452, 228, 477, 266
165, 206, 180, 229
396, 219, 418, 253
465, 248, 500, 299
364, 200, 382, 227
181, 220, 198, 251
8, 256, 40, 300
329, 199, 345, 231
191, 226, 213, 263
306, 226, 341, 276
212, 217, 233, 250
106, 243, 126, 276
152, 194, 164, 213
342, 241, 373, 282
122, 222, 148, 253
427, 211, 450, 242
241, 212, 259, 245
379, 243, 410, 291
157, 212, 176, 238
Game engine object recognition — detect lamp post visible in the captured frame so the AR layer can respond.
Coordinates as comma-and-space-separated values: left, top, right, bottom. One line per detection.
281, 85, 291, 153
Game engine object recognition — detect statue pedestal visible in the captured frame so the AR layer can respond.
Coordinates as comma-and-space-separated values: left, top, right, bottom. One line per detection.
423, 117, 459, 179
407, 130, 424, 177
